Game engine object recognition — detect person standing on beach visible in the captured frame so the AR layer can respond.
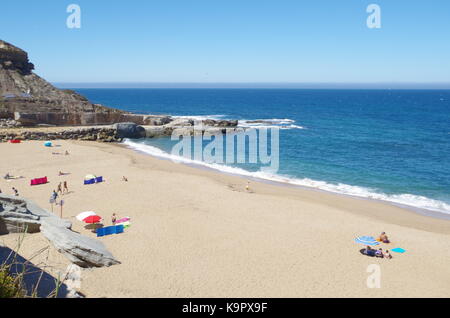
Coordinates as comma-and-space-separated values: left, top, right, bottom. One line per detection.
12, 187, 18, 196
246, 181, 250, 192
57, 182, 62, 195
63, 181, 68, 194
51, 190, 58, 201
112, 213, 117, 226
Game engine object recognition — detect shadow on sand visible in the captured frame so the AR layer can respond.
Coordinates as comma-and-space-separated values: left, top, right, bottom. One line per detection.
0, 246, 70, 298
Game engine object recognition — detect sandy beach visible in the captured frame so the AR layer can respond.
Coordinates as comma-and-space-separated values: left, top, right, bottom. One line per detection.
1, 140, 450, 298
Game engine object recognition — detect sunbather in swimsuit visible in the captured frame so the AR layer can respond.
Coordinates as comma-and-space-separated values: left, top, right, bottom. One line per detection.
379, 232, 390, 243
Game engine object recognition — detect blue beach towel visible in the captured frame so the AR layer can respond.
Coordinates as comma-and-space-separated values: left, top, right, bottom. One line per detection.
391, 248, 406, 253
355, 236, 380, 246
115, 225, 124, 234
96, 225, 125, 237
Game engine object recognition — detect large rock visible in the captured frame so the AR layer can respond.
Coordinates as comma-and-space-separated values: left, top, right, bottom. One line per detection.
40, 222, 120, 268
114, 122, 146, 139
0, 194, 120, 268
0, 40, 126, 125
0, 195, 42, 233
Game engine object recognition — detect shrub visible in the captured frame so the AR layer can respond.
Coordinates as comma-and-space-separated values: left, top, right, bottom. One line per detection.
0, 265, 26, 298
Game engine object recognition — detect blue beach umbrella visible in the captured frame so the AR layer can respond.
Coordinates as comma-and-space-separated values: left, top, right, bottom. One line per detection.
355, 236, 379, 246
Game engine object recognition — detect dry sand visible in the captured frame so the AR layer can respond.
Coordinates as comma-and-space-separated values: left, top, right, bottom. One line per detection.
1, 140, 450, 298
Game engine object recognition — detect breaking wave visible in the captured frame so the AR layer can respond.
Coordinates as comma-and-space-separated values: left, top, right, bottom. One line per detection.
123, 139, 450, 215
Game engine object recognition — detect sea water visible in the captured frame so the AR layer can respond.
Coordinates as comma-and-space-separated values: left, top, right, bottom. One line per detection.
74, 88, 450, 215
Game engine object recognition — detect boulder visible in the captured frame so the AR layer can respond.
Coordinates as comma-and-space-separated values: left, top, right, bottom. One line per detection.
114, 122, 146, 139
0, 194, 120, 268
40, 222, 120, 268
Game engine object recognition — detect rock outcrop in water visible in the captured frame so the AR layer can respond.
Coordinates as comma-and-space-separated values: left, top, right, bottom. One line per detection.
0, 194, 120, 268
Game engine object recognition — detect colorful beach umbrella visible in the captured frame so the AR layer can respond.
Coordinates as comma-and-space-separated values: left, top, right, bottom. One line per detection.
76, 211, 97, 221
355, 236, 380, 246
83, 215, 102, 224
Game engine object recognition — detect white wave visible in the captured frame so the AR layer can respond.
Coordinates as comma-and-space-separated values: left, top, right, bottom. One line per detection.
123, 139, 450, 215
171, 114, 228, 121
239, 118, 306, 130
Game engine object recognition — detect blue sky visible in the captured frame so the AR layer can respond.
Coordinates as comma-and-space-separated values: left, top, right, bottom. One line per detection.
1, 0, 450, 85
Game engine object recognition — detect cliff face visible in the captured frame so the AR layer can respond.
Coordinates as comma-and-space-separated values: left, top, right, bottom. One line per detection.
0, 40, 125, 125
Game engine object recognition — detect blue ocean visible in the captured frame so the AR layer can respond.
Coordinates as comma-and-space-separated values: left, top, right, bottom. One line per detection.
74, 88, 450, 214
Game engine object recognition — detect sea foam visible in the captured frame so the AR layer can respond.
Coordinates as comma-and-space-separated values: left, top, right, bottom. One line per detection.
123, 139, 450, 215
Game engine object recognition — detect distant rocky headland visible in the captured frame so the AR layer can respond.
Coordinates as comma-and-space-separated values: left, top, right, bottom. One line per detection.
0, 40, 239, 140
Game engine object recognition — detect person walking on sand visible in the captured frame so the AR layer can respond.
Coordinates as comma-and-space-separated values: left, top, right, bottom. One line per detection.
57, 182, 62, 195
112, 213, 117, 226
51, 190, 58, 201
63, 181, 68, 194
246, 181, 250, 192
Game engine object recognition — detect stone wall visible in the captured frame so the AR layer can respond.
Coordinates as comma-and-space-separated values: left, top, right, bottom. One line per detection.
0, 126, 121, 143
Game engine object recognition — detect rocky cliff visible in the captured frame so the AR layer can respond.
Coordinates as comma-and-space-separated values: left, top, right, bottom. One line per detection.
0, 40, 126, 125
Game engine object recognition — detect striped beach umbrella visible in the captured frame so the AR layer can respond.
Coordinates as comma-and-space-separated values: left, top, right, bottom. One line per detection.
76, 211, 97, 221
355, 236, 379, 246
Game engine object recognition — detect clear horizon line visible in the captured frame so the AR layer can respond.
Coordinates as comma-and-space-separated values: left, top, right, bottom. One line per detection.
53, 82, 450, 89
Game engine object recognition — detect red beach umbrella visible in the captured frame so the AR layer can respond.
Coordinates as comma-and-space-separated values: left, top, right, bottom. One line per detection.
83, 215, 102, 224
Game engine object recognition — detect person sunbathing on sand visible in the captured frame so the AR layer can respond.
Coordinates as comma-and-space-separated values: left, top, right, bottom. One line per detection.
375, 248, 384, 258
365, 246, 376, 257
379, 232, 390, 243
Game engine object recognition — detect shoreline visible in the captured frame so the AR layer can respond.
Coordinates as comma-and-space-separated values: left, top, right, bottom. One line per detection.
2, 140, 450, 297
115, 141, 450, 235
121, 139, 450, 223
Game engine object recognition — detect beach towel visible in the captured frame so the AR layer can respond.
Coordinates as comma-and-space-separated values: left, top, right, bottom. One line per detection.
118, 221, 130, 228
84, 179, 96, 185
10, 139, 21, 144
391, 248, 406, 253
96, 227, 106, 237
115, 225, 124, 234
96, 225, 125, 237
116, 217, 130, 224
355, 236, 379, 246
84, 176, 103, 185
